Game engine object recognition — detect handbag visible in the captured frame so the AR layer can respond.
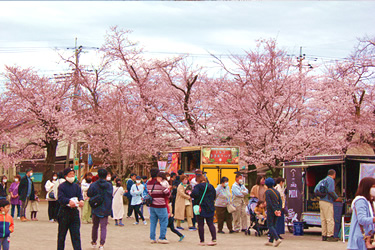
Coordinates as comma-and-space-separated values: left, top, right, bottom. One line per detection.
227, 203, 236, 213
143, 182, 156, 207
193, 183, 208, 216
48, 190, 55, 200
354, 200, 375, 249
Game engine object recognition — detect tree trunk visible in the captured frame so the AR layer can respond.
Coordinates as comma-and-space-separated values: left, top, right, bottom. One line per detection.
272, 167, 281, 178
40, 139, 58, 197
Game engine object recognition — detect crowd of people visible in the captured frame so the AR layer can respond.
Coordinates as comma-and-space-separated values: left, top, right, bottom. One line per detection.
0, 167, 286, 249
2, 166, 372, 249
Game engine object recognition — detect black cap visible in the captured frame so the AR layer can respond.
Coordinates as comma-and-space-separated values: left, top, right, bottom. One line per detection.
0, 199, 10, 208
63, 167, 74, 176
136, 176, 141, 180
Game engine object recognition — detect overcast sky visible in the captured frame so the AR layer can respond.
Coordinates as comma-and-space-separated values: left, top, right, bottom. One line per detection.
0, 1, 374, 83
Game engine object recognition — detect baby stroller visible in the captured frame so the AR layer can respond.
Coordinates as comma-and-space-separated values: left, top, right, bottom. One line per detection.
245, 197, 268, 236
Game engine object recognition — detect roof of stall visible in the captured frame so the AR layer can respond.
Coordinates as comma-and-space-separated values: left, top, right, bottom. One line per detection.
281, 154, 375, 169
161, 145, 240, 154
161, 146, 202, 153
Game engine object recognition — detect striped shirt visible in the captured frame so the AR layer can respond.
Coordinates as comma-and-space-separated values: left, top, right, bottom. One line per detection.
147, 178, 170, 208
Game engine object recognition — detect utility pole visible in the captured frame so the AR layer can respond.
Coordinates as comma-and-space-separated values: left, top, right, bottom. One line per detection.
65, 38, 82, 170
297, 46, 305, 74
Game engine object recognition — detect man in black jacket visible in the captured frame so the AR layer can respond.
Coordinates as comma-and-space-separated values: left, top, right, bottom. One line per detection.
18, 168, 35, 222
57, 168, 84, 250
87, 168, 113, 249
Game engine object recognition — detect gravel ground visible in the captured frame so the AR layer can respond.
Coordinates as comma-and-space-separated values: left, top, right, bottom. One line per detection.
10, 201, 347, 250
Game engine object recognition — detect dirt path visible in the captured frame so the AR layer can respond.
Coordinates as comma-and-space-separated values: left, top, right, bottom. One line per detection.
10, 201, 347, 249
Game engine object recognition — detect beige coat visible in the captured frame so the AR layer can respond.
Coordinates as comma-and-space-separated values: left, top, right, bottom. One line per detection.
250, 184, 268, 201
175, 183, 193, 220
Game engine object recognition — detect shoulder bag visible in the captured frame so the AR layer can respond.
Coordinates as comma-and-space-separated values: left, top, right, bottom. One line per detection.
227, 187, 236, 213
143, 182, 156, 207
193, 183, 208, 216
89, 186, 104, 209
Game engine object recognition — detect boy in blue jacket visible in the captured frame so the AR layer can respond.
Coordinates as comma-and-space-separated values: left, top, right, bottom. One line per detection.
0, 199, 14, 250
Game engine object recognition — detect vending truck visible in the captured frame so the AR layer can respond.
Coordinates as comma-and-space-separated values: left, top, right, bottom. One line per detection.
281, 154, 375, 234
161, 146, 240, 187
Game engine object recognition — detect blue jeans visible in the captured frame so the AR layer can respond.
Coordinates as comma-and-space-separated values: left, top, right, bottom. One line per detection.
11, 204, 21, 218
0, 237, 9, 250
149, 207, 168, 241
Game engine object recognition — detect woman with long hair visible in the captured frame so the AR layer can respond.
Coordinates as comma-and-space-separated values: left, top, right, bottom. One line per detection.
45, 172, 59, 222
81, 172, 93, 223
250, 175, 267, 201
347, 177, 375, 250
112, 178, 125, 226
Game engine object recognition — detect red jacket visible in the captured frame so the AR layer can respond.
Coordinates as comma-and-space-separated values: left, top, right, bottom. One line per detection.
0, 213, 14, 238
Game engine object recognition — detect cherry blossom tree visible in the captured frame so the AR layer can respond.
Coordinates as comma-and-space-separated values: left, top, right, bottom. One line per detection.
1, 66, 79, 193
314, 36, 375, 150
214, 39, 342, 176
102, 26, 220, 147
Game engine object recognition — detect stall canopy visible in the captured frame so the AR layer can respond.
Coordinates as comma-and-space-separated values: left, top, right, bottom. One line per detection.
281, 154, 375, 169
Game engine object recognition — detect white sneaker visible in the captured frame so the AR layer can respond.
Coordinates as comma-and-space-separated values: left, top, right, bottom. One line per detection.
17, 217, 20, 220
143, 221, 147, 225
99, 246, 104, 249
91, 242, 97, 248
133, 222, 139, 225
274, 239, 282, 247
158, 239, 169, 244
49, 219, 54, 223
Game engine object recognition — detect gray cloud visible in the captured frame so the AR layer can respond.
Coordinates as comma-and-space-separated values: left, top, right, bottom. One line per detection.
0, 1, 374, 74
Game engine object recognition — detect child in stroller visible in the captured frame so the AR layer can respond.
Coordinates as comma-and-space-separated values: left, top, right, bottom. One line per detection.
245, 197, 268, 236
254, 200, 267, 226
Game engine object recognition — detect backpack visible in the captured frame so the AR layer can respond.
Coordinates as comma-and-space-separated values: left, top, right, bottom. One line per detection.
315, 178, 329, 198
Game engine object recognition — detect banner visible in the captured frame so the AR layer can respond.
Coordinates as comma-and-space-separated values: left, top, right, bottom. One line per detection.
167, 153, 179, 173
158, 161, 167, 171
74, 158, 79, 170
359, 163, 375, 184
286, 168, 303, 221
201, 146, 239, 165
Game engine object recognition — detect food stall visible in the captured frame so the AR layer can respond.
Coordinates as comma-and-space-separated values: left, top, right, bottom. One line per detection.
281, 154, 375, 234
160, 146, 240, 186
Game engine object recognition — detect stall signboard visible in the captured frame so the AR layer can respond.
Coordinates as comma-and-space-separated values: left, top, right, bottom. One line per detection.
359, 163, 375, 183
201, 146, 239, 165
286, 168, 303, 221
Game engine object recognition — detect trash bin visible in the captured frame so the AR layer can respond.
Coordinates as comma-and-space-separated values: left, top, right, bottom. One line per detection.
293, 221, 304, 236
334, 202, 344, 238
